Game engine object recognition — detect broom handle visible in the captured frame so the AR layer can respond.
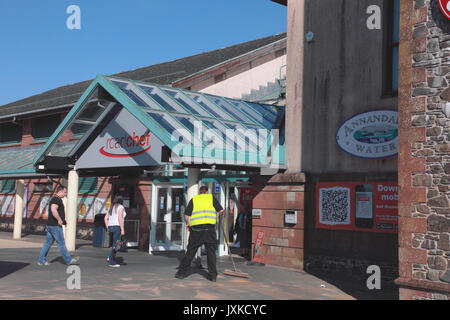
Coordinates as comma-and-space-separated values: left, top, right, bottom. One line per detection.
220, 219, 238, 272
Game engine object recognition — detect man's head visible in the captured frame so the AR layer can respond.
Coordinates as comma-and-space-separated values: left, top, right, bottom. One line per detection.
199, 186, 208, 194
55, 185, 67, 198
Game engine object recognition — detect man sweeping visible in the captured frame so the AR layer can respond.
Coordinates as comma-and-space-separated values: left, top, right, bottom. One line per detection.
175, 186, 224, 282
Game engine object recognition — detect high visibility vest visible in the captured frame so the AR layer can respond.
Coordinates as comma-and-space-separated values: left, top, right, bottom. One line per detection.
190, 194, 217, 226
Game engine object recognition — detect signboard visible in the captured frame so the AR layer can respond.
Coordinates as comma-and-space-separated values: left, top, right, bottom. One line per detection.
253, 231, 265, 263
316, 182, 398, 233
438, 0, 450, 19
252, 208, 262, 219
78, 197, 94, 219
77, 107, 164, 169
39, 197, 51, 218
336, 109, 398, 159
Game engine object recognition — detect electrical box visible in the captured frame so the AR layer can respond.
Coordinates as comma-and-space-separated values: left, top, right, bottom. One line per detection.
284, 210, 297, 225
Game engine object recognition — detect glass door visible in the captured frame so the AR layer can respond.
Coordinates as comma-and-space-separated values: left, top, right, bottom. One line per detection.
150, 185, 185, 251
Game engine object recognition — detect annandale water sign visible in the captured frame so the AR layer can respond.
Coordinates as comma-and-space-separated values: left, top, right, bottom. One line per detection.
336, 109, 398, 159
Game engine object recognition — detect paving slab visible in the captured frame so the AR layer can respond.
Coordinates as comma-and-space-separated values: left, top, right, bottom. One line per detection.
0, 231, 356, 300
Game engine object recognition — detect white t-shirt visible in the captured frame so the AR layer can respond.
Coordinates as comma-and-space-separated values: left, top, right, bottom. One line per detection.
108, 204, 126, 227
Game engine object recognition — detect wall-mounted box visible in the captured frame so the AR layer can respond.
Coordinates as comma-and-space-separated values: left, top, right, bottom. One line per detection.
285, 210, 297, 224
252, 208, 262, 219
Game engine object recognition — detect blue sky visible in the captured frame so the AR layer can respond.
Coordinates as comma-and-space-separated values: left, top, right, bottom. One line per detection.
0, 0, 286, 106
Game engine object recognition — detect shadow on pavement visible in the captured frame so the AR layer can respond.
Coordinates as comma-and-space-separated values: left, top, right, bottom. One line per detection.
0, 261, 30, 279
306, 270, 399, 300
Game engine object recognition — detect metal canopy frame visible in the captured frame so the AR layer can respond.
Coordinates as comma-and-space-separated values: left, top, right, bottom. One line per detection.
33, 74, 286, 173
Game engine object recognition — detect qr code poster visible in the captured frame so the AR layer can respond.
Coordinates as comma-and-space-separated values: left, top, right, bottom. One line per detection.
316, 182, 398, 233
318, 187, 351, 226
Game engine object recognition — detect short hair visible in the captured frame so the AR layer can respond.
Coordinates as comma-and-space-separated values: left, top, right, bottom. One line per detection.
199, 186, 208, 193
113, 195, 124, 205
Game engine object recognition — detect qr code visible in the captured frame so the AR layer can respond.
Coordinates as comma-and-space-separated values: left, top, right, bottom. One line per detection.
319, 187, 350, 225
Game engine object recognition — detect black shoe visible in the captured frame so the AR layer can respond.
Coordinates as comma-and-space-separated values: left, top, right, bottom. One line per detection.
208, 273, 217, 282
175, 272, 186, 279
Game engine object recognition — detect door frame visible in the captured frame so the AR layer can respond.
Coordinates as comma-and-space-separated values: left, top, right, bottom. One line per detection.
149, 182, 185, 253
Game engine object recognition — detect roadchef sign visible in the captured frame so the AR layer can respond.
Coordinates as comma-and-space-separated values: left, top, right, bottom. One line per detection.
336, 109, 398, 159
438, 0, 450, 20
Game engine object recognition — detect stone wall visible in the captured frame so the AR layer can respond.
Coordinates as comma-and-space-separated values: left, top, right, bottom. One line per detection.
397, 0, 450, 299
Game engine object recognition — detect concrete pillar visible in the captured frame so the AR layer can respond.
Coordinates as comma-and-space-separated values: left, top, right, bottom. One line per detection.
13, 179, 25, 239
286, 0, 305, 172
185, 168, 200, 251
65, 170, 79, 252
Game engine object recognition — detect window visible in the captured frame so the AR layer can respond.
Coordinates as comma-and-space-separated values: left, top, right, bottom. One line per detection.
78, 177, 98, 193
32, 114, 62, 141
1, 180, 15, 193
0, 122, 22, 144
34, 183, 53, 192
383, 0, 400, 95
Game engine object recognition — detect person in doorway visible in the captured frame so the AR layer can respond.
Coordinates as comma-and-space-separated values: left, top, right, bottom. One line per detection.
234, 203, 252, 260
38, 185, 79, 266
104, 195, 126, 268
175, 186, 224, 282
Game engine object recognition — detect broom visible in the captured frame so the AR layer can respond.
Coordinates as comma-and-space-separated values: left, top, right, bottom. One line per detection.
220, 220, 250, 278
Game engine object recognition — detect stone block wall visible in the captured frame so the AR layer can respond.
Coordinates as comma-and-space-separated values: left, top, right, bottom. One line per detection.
397, 0, 450, 299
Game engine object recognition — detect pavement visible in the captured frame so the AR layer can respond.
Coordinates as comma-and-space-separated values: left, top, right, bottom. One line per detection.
0, 231, 358, 300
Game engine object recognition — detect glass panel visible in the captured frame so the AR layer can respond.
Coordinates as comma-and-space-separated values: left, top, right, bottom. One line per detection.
185, 92, 235, 121
161, 88, 210, 117
174, 115, 195, 133
147, 111, 203, 146
241, 101, 279, 122
223, 122, 259, 152
138, 85, 187, 114
112, 80, 163, 110
71, 123, 92, 136
77, 101, 105, 122
156, 188, 167, 244
209, 96, 255, 124
227, 100, 275, 129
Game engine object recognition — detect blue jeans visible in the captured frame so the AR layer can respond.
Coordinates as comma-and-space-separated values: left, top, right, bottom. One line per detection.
108, 226, 121, 265
38, 225, 73, 264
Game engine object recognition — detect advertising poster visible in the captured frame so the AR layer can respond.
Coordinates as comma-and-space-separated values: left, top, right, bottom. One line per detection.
78, 197, 94, 219
0, 195, 15, 216
94, 197, 109, 215
316, 182, 398, 234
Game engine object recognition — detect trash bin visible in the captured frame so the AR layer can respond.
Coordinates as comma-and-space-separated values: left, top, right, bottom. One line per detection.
92, 214, 109, 247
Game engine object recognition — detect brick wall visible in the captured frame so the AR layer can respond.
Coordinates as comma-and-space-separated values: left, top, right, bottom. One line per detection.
397, 0, 450, 299
250, 173, 305, 269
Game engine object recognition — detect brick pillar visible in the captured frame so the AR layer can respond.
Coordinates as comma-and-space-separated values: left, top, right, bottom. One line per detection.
250, 173, 305, 269
22, 119, 33, 146
396, 0, 450, 299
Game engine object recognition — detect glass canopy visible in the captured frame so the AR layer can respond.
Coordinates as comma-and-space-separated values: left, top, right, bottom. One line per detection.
34, 75, 285, 169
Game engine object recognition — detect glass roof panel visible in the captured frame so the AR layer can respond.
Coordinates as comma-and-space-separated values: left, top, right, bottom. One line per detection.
207, 95, 257, 125
111, 80, 163, 110
228, 99, 279, 128
137, 84, 188, 114
185, 92, 235, 121
146, 111, 203, 146
161, 88, 209, 117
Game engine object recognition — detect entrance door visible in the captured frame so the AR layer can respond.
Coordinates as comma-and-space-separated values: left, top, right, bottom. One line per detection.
150, 185, 184, 251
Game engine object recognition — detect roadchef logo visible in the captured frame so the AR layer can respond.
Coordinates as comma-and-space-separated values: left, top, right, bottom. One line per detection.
439, 0, 450, 20
99, 132, 151, 158
336, 110, 398, 159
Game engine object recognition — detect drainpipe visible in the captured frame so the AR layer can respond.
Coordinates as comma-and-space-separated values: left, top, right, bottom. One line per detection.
13, 179, 25, 239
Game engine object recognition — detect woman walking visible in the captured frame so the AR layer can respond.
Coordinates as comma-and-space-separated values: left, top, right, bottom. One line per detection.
104, 195, 126, 268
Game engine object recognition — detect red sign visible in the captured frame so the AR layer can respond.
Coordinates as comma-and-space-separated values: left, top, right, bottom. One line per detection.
253, 231, 265, 263
439, 0, 450, 19
316, 182, 398, 234
99, 131, 151, 158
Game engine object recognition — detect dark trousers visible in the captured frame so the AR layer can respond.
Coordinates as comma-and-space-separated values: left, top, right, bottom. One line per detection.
178, 227, 218, 277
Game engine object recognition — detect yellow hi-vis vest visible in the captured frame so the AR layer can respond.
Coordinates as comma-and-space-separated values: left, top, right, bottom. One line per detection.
190, 194, 217, 226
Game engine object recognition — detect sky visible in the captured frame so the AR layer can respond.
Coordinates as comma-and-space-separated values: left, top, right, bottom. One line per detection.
0, 0, 287, 106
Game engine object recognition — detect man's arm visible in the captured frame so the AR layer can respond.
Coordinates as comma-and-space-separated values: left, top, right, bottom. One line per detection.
50, 203, 63, 226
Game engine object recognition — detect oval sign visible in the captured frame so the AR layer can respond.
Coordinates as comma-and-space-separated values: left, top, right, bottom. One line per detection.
336, 109, 398, 159
439, 0, 450, 20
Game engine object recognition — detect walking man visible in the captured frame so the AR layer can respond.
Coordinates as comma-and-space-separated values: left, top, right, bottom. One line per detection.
37, 185, 78, 266
175, 186, 224, 282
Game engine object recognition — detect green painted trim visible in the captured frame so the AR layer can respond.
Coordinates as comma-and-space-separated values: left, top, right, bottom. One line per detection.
0, 168, 36, 175
33, 76, 102, 166
0, 141, 22, 147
